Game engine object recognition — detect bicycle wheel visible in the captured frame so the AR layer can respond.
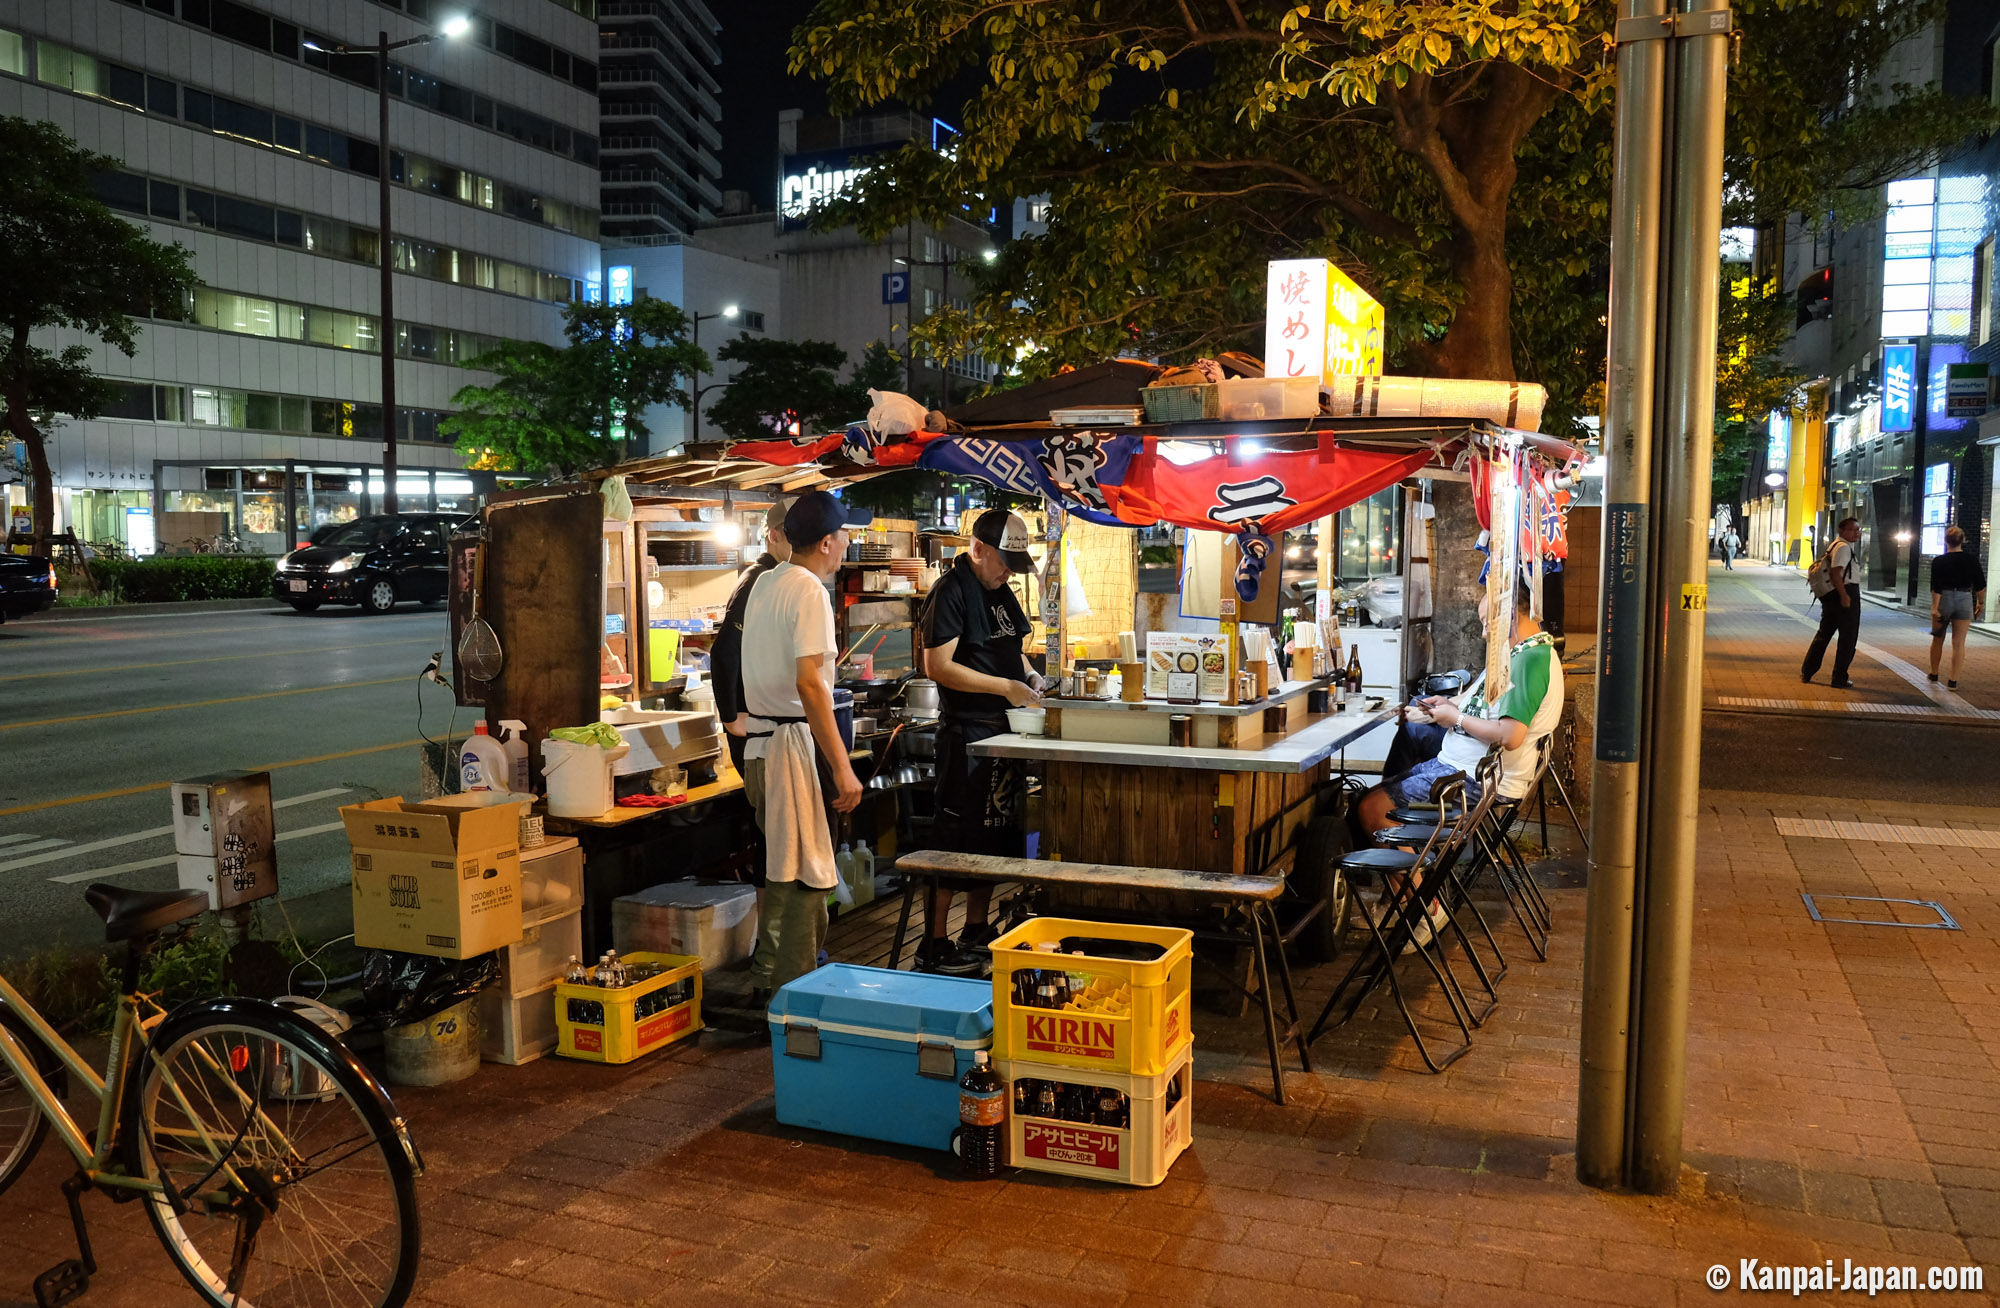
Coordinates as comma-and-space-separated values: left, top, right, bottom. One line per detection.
129, 1000, 419, 1308
0, 1007, 56, 1197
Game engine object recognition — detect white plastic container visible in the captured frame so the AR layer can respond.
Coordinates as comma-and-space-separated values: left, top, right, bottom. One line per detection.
852, 841, 877, 907
541, 737, 629, 818
497, 719, 531, 792
459, 723, 512, 793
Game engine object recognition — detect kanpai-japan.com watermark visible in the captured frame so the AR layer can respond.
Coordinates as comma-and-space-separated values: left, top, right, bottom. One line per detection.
1709, 1260, 1983, 1295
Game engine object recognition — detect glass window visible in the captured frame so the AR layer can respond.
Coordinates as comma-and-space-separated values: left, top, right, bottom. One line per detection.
182, 89, 212, 128
149, 179, 179, 218
280, 395, 308, 432
93, 171, 148, 215
245, 392, 281, 430
275, 116, 301, 151
214, 194, 276, 242
0, 29, 24, 77
275, 210, 302, 246
185, 189, 216, 226
106, 63, 145, 109
154, 385, 184, 422
190, 387, 248, 426
277, 303, 304, 339
350, 403, 381, 441
310, 399, 348, 436
99, 381, 154, 420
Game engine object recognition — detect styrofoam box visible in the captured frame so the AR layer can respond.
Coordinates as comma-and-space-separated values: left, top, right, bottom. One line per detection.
998, 1043, 1193, 1187
496, 909, 582, 997
520, 837, 583, 926
613, 882, 756, 973
480, 980, 558, 1065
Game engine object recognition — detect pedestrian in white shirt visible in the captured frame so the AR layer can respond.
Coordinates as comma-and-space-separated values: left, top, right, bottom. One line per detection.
740, 491, 864, 1001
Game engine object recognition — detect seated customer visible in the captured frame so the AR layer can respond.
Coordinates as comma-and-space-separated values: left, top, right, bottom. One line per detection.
1354, 581, 1563, 835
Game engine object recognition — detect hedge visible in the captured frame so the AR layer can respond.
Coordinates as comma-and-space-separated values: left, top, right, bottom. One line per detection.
90, 556, 277, 603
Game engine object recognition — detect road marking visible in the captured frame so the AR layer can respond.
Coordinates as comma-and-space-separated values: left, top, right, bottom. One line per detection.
1775, 816, 2000, 848
0, 675, 409, 732
0, 788, 350, 875
0, 638, 436, 683
0, 740, 423, 817
0, 833, 43, 847
48, 820, 349, 884
0, 837, 71, 857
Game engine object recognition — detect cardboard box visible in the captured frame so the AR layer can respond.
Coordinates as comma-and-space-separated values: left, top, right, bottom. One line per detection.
343, 797, 525, 959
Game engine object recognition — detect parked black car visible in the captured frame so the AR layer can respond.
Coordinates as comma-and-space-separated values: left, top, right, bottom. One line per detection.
0, 553, 58, 622
274, 514, 467, 614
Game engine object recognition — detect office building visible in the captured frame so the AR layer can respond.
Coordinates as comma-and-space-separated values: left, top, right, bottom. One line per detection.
0, 0, 602, 551
596, 0, 722, 242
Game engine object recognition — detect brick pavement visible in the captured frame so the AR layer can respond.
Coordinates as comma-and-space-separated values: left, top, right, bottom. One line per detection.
6, 578, 2000, 1305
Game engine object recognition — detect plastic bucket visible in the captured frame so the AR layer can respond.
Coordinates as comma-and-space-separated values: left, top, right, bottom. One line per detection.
383, 996, 481, 1087
541, 738, 629, 818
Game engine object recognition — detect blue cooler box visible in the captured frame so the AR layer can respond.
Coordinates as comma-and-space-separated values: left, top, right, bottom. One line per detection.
767, 965, 992, 1151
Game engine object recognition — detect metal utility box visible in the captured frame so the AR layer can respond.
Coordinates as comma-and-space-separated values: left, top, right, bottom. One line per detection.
171, 771, 277, 910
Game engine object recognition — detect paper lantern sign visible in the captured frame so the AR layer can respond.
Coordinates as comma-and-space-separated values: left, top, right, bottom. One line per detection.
1263, 258, 1384, 383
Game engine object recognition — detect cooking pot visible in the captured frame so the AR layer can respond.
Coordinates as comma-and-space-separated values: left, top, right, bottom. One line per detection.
897, 727, 937, 760
902, 678, 941, 717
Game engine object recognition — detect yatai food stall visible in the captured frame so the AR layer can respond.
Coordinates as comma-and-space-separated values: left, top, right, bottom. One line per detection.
686, 259, 1582, 1097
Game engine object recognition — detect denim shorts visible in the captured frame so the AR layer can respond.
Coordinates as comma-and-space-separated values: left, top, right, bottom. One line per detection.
1385, 757, 1480, 809
1936, 590, 1975, 623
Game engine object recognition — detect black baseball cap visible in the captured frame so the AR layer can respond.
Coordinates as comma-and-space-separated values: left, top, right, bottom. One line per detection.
784, 491, 848, 552
972, 508, 1035, 573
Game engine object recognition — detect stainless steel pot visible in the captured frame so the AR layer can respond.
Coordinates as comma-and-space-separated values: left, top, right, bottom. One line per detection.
902, 678, 941, 717
898, 727, 937, 760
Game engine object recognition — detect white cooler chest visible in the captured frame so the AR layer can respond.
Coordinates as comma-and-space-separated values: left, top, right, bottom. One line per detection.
612, 881, 757, 972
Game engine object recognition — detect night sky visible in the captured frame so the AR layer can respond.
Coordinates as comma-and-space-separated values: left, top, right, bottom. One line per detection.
715, 2, 826, 204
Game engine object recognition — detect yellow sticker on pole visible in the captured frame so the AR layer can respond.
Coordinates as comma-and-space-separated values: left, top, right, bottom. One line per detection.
1680, 584, 1708, 612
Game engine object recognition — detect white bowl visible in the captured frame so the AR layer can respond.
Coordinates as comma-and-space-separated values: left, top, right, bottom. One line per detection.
1005, 707, 1047, 736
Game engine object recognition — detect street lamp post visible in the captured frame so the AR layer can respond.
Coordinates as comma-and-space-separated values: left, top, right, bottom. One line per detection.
305, 17, 467, 515
688, 305, 738, 446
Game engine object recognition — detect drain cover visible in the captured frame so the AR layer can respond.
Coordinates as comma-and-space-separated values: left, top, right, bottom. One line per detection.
1801, 894, 1959, 930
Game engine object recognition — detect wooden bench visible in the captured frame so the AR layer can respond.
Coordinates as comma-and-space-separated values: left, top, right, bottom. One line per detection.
890, 850, 1312, 1104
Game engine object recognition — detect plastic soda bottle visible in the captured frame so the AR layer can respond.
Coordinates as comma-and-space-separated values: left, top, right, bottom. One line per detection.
957, 1051, 1005, 1178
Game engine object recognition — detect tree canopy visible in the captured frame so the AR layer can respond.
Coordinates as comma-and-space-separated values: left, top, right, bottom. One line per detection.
0, 117, 194, 542
444, 299, 707, 479
791, 0, 1995, 439
705, 336, 903, 442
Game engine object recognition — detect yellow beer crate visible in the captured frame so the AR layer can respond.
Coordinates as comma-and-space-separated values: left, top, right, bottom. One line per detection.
989, 918, 1192, 1077
555, 951, 702, 1064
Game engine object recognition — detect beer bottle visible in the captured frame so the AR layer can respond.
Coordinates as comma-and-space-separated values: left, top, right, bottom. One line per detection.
1345, 645, 1364, 695
1035, 1080, 1059, 1120
1097, 1087, 1129, 1129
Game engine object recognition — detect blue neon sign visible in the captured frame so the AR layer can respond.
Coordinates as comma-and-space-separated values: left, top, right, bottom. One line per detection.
1882, 343, 1916, 432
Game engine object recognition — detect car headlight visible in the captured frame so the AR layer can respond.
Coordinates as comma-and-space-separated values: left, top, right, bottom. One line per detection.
328, 553, 366, 573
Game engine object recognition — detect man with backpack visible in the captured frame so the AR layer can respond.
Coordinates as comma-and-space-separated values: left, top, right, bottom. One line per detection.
1802, 517, 1864, 688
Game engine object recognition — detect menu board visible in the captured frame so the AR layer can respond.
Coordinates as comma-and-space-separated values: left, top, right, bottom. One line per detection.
1145, 633, 1231, 701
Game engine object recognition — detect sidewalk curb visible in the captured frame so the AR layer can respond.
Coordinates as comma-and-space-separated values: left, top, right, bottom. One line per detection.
1705, 702, 2000, 732
30, 597, 288, 622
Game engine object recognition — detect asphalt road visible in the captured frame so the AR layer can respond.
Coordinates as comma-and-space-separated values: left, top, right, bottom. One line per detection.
0, 601, 459, 960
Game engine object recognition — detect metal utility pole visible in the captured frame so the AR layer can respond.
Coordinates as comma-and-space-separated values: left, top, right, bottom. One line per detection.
1579, 0, 1733, 1195
378, 31, 397, 515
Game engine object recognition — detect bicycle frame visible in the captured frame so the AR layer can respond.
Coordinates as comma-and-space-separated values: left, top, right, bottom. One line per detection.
0, 972, 304, 1205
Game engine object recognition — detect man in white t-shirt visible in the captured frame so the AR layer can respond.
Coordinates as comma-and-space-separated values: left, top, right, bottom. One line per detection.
740, 491, 863, 1000
1802, 517, 1864, 689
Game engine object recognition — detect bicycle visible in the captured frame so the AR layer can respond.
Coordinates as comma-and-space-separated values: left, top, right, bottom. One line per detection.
0, 884, 422, 1307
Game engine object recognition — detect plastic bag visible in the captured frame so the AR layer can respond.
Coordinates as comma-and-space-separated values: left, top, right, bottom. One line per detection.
601, 474, 633, 521
358, 949, 499, 1028
867, 388, 928, 436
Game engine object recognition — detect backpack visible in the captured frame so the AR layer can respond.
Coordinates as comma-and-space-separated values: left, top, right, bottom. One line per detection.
1805, 539, 1842, 601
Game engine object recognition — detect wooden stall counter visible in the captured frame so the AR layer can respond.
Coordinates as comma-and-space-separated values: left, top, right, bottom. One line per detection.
972, 704, 1395, 877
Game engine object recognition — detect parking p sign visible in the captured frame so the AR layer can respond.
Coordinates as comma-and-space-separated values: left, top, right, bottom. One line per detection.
882, 271, 910, 304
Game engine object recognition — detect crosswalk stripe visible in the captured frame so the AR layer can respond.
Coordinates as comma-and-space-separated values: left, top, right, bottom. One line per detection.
0, 788, 350, 876
48, 820, 350, 885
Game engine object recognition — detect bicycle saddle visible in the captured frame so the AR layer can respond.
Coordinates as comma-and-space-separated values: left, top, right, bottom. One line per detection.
84, 884, 208, 942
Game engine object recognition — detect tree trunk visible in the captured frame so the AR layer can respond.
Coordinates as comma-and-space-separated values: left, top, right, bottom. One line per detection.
2, 388, 51, 548
1428, 225, 1518, 382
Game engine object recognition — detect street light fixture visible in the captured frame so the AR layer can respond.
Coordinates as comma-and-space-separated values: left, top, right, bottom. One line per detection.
686, 305, 739, 445
304, 17, 469, 514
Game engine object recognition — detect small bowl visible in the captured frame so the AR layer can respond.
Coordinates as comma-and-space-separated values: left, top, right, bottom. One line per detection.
1005, 707, 1047, 736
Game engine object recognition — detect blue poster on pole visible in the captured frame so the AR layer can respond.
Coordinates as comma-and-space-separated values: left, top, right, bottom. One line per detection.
1595, 503, 1648, 763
